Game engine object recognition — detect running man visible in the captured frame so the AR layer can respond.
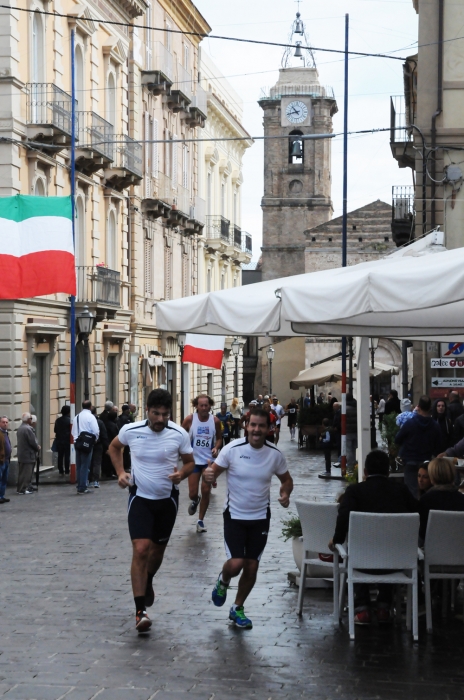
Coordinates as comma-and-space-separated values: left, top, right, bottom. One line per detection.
182, 395, 222, 533
271, 397, 285, 445
204, 407, 293, 629
108, 389, 194, 634
286, 397, 299, 441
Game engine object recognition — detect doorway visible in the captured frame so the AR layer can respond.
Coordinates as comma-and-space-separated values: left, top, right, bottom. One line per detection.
30, 354, 49, 462
166, 361, 177, 421
106, 355, 118, 403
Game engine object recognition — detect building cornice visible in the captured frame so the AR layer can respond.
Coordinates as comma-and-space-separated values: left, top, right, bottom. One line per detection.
158, 0, 211, 42
208, 94, 253, 146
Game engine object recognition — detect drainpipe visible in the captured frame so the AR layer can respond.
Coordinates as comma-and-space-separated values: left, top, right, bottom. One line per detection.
430, 0, 444, 229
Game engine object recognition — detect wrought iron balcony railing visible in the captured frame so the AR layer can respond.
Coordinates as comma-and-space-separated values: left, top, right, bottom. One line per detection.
391, 185, 415, 247
390, 95, 410, 143
242, 232, 252, 254
26, 82, 75, 135
77, 111, 114, 161
76, 266, 121, 307
118, 134, 142, 177
233, 225, 242, 248
205, 215, 230, 243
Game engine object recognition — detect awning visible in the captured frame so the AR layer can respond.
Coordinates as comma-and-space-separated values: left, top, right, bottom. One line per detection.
289, 360, 399, 389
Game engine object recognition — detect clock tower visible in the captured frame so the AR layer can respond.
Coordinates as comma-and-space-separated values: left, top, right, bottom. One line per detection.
258, 17, 338, 281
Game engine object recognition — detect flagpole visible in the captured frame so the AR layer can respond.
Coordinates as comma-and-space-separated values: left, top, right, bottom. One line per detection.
69, 27, 77, 484
340, 13, 349, 479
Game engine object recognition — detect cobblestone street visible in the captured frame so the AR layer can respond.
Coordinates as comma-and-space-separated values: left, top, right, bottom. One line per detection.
1, 425, 464, 700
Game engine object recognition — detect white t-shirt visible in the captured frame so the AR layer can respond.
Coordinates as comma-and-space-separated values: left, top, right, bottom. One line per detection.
215, 438, 288, 520
118, 419, 192, 500
272, 404, 285, 425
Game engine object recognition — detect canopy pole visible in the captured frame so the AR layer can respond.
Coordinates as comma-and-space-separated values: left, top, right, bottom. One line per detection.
69, 27, 77, 484
340, 13, 349, 478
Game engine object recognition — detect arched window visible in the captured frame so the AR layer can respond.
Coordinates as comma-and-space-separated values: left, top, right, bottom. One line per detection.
107, 209, 117, 270
289, 129, 304, 164
34, 178, 45, 196
75, 44, 84, 110
107, 72, 116, 128
31, 11, 45, 83
75, 196, 85, 268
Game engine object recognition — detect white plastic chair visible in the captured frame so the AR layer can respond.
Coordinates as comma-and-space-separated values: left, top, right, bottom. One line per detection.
423, 510, 464, 634
295, 500, 344, 622
336, 512, 420, 641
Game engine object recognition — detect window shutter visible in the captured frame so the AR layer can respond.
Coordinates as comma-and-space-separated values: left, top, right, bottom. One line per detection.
144, 111, 150, 198
164, 245, 172, 300
182, 252, 189, 297
152, 118, 158, 179
172, 134, 178, 190
182, 144, 189, 190
165, 129, 170, 182
144, 237, 153, 296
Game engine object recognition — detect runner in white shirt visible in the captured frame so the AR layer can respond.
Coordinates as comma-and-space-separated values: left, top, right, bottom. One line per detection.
204, 407, 293, 629
182, 395, 222, 534
108, 389, 194, 634
271, 397, 285, 445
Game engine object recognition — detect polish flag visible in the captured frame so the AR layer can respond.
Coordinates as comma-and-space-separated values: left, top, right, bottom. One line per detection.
0, 195, 76, 299
183, 334, 225, 370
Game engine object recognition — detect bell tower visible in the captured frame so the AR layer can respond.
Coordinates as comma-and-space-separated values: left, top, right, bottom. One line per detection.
258, 13, 338, 281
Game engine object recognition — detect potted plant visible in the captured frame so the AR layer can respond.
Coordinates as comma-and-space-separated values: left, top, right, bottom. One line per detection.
281, 514, 303, 570
380, 413, 399, 470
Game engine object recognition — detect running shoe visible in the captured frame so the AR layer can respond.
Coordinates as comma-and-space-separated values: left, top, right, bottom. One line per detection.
196, 519, 207, 533
145, 578, 155, 607
229, 605, 253, 629
94, 481, 100, 488
212, 575, 229, 606
135, 610, 152, 633
354, 610, 371, 625
188, 496, 200, 516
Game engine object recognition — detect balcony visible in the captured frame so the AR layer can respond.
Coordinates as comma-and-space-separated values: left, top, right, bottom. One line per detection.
185, 86, 207, 128
391, 185, 415, 247
141, 42, 174, 97
142, 172, 172, 222
26, 83, 75, 149
76, 265, 121, 320
242, 232, 252, 254
76, 111, 114, 175
184, 196, 206, 235
233, 225, 242, 249
165, 184, 190, 227
167, 64, 192, 113
104, 135, 142, 191
204, 215, 231, 253
390, 95, 415, 169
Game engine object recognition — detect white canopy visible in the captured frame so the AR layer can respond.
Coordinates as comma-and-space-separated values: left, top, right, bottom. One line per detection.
156, 234, 464, 340
289, 360, 398, 390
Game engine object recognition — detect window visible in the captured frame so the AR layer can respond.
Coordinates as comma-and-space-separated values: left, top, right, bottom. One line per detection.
289, 130, 304, 164
107, 72, 116, 127
106, 355, 118, 402
207, 268, 211, 293
207, 172, 212, 216
164, 244, 172, 300
165, 19, 172, 52
233, 192, 237, 226
152, 118, 158, 179
182, 144, 189, 190
31, 11, 45, 83
75, 44, 84, 110
165, 129, 170, 182
144, 236, 153, 296
172, 135, 178, 188
221, 183, 225, 217
34, 178, 45, 196
146, 1, 152, 69
182, 252, 189, 297
220, 273, 225, 290
207, 372, 213, 398
144, 111, 150, 198
184, 44, 189, 70
107, 209, 117, 270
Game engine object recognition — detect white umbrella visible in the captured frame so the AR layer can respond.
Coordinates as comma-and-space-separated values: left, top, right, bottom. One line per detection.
289, 360, 398, 389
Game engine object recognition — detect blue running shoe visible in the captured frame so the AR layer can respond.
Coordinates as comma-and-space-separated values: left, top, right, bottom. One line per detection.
212, 575, 229, 607
229, 605, 252, 629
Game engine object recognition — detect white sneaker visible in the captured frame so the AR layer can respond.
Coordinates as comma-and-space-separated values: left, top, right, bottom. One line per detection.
94, 481, 100, 488
196, 520, 207, 533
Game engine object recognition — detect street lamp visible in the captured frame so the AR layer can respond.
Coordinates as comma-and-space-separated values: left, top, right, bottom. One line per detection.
177, 333, 186, 422
231, 337, 241, 398
369, 337, 379, 448
266, 345, 275, 396
76, 305, 96, 401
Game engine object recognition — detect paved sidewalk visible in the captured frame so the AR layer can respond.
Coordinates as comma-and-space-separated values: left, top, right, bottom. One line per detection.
0, 425, 463, 700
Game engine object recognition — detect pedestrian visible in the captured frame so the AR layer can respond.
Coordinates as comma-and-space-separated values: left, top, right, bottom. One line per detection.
256, 394, 264, 407
0, 416, 11, 504
317, 392, 324, 405
376, 394, 385, 426
71, 400, 99, 495
346, 393, 358, 470
229, 397, 242, 439
88, 407, 109, 488
99, 400, 114, 426
54, 405, 71, 476
418, 464, 432, 498
128, 404, 138, 422
418, 457, 464, 542
319, 418, 332, 476
385, 390, 401, 416
216, 402, 233, 446
447, 391, 464, 425
102, 408, 119, 478
303, 391, 311, 409
432, 399, 454, 452
205, 407, 293, 629
285, 397, 299, 441
16, 412, 40, 495
271, 397, 285, 445
396, 398, 415, 428
240, 400, 257, 435
395, 395, 442, 498
262, 400, 277, 443
182, 395, 222, 533
108, 388, 194, 633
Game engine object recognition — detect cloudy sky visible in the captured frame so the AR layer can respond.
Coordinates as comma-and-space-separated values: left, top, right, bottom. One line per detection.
193, 0, 418, 260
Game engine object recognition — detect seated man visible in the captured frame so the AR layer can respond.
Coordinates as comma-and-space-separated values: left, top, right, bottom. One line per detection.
329, 450, 418, 625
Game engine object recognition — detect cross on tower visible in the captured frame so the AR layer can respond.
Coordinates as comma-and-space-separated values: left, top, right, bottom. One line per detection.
295, 0, 302, 14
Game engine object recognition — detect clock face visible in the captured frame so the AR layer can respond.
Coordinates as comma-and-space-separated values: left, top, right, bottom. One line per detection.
286, 100, 308, 124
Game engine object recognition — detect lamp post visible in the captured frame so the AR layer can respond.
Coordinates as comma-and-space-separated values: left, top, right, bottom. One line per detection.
76, 305, 96, 401
266, 346, 275, 396
231, 337, 241, 398
369, 337, 379, 449
177, 333, 186, 422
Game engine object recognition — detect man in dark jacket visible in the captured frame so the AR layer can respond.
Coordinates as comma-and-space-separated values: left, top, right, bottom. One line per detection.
384, 390, 401, 415
117, 404, 132, 470
395, 395, 442, 498
54, 405, 71, 476
329, 449, 418, 625
89, 407, 109, 487
447, 391, 464, 426
346, 394, 357, 469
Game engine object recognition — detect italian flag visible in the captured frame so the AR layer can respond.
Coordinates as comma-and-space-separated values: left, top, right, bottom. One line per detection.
183, 333, 225, 370
0, 195, 76, 299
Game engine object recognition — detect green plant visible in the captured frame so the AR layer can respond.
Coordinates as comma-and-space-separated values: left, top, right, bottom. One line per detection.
281, 515, 302, 541
380, 413, 399, 458
345, 462, 358, 484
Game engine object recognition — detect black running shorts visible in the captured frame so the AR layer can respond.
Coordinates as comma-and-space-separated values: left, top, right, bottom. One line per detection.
128, 485, 179, 545
223, 507, 271, 561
